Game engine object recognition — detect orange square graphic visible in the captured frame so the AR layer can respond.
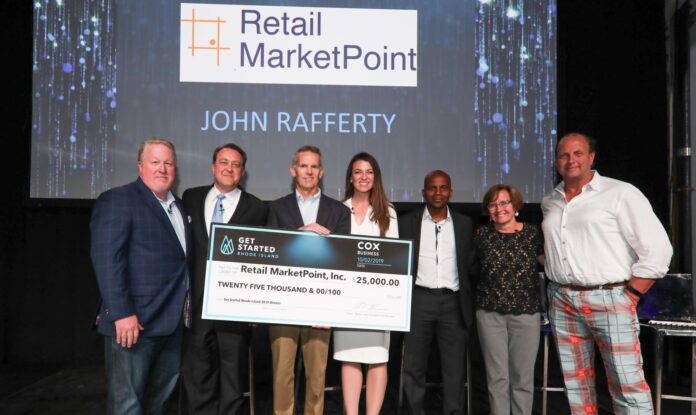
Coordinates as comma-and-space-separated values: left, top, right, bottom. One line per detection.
181, 8, 231, 66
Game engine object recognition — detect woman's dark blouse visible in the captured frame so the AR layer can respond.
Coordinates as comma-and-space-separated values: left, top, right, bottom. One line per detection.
474, 223, 544, 315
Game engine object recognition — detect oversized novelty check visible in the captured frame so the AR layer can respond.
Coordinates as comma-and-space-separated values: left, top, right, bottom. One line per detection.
202, 224, 414, 331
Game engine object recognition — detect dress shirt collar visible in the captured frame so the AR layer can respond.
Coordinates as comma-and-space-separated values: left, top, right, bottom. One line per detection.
296, 188, 322, 203
212, 186, 241, 200
554, 170, 602, 198
155, 191, 176, 208
422, 206, 452, 224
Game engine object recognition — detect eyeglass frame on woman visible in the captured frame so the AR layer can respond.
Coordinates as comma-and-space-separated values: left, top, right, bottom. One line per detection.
486, 200, 512, 210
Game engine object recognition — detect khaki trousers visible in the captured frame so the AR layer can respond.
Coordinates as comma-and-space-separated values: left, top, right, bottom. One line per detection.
269, 325, 330, 415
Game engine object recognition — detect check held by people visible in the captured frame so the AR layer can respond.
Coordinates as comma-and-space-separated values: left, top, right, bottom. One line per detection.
202, 224, 414, 331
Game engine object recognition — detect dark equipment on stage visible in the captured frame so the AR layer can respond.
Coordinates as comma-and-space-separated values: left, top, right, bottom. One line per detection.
637, 274, 695, 325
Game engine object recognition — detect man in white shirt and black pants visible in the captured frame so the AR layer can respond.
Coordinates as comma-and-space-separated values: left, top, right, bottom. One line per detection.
542, 133, 673, 415
398, 170, 474, 415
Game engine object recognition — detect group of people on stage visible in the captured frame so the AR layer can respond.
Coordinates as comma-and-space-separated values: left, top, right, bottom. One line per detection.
91, 132, 672, 415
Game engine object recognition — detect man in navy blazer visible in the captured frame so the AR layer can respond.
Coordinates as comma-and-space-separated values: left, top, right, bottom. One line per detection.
266, 145, 350, 415
180, 143, 268, 415
398, 170, 474, 415
91, 138, 192, 415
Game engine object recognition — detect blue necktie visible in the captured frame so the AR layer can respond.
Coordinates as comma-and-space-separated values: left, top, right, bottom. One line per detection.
212, 194, 225, 223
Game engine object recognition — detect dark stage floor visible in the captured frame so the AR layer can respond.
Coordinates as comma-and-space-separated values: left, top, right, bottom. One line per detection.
0, 363, 692, 415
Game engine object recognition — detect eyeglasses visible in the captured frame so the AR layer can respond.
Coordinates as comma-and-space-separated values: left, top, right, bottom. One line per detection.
487, 200, 512, 210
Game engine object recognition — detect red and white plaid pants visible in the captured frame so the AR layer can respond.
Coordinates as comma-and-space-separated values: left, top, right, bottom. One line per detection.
548, 282, 653, 415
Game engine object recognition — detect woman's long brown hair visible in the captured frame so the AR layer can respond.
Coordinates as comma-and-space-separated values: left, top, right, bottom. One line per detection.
343, 152, 393, 237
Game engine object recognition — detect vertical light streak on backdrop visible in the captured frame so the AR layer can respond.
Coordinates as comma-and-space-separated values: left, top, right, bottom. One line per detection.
474, 0, 557, 201
31, 0, 116, 198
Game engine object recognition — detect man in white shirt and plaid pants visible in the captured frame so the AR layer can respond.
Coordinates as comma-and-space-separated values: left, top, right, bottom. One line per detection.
542, 133, 673, 415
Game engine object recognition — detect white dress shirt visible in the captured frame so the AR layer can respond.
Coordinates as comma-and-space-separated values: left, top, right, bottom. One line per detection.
344, 198, 398, 238
296, 189, 321, 225
205, 186, 241, 236
541, 171, 672, 285
416, 207, 459, 290
156, 191, 187, 254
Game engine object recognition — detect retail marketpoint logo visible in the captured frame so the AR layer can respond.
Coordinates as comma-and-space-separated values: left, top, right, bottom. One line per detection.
181, 7, 230, 66
220, 235, 234, 255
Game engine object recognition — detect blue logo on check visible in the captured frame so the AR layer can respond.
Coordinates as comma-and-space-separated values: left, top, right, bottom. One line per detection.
220, 235, 234, 255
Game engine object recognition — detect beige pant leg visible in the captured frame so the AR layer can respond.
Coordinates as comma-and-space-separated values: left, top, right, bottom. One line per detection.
270, 325, 300, 415
300, 327, 331, 415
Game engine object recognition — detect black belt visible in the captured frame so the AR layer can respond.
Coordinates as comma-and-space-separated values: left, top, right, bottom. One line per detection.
562, 281, 627, 291
414, 285, 458, 295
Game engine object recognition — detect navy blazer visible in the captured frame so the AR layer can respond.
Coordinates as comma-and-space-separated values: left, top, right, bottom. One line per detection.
182, 185, 268, 330
266, 192, 351, 234
398, 206, 475, 327
90, 178, 192, 337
